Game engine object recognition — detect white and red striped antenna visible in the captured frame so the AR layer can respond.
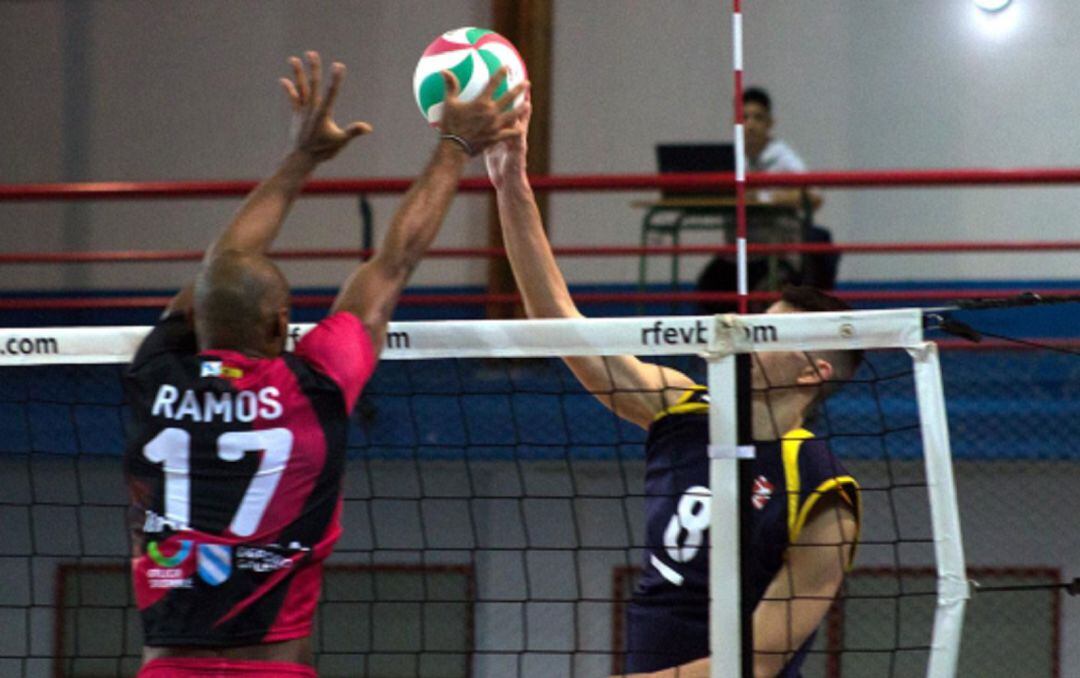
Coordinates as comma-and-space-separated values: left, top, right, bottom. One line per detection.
732, 0, 749, 314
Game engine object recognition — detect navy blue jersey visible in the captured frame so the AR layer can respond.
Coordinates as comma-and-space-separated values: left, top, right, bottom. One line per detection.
624, 386, 860, 675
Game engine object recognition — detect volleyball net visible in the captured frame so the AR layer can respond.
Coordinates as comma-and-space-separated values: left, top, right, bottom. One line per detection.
0, 308, 1076, 677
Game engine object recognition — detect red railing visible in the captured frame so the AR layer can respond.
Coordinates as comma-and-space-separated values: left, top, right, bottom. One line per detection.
2, 240, 1080, 266
3, 288, 1079, 312
6, 166, 1080, 201
2, 167, 1077, 310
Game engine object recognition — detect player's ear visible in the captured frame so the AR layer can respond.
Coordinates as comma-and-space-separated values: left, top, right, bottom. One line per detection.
277, 307, 289, 336
269, 306, 289, 353
797, 357, 833, 385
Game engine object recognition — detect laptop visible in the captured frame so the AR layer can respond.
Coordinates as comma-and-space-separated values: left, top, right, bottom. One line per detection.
655, 143, 736, 199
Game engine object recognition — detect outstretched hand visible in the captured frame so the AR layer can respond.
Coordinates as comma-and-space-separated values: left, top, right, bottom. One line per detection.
280, 51, 373, 162
484, 99, 531, 189
439, 67, 528, 157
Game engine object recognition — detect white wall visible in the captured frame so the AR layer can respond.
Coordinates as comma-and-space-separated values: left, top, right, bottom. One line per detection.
551, 0, 1080, 284
0, 0, 493, 292
2, 0, 1078, 293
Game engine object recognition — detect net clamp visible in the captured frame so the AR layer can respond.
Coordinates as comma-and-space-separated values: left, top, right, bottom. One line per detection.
705, 314, 754, 357
708, 444, 756, 460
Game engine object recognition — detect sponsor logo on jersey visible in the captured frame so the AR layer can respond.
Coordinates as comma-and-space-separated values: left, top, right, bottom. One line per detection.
143, 510, 185, 534
200, 360, 243, 379
751, 475, 774, 510
146, 568, 193, 589
147, 539, 193, 567
236, 546, 294, 573
197, 544, 233, 586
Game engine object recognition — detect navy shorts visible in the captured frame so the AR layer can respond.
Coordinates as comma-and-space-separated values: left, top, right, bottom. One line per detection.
623, 601, 708, 673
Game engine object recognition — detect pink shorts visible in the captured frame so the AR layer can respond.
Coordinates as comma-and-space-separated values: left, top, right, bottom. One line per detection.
138, 658, 317, 677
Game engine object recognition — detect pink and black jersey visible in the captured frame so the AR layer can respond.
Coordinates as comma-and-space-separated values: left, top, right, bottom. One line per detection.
123, 311, 375, 647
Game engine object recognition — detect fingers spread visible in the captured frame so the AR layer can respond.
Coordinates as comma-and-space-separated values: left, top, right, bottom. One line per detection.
441, 70, 461, 99
306, 51, 322, 108
279, 78, 301, 108
481, 66, 509, 99
496, 99, 530, 128
492, 128, 523, 144
495, 80, 529, 110
321, 62, 346, 116
289, 56, 309, 104
345, 121, 374, 138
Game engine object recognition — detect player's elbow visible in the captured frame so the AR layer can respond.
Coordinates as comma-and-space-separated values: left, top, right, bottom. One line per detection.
380, 241, 425, 279
522, 295, 583, 321
366, 249, 418, 293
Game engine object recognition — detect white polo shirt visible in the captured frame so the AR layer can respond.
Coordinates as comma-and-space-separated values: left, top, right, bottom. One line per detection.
748, 138, 807, 173
749, 138, 808, 205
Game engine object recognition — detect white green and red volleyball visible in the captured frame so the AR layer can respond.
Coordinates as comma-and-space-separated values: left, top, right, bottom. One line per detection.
413, 27, 527, 125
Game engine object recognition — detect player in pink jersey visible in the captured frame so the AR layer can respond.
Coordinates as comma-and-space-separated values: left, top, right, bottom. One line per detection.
123, 52, 527, 677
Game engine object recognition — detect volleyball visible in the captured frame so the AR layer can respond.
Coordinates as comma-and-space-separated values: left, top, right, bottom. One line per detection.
413, 27, 527, 125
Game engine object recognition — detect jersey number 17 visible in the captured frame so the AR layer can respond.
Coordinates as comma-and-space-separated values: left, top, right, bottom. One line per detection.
142, 427, 294, 537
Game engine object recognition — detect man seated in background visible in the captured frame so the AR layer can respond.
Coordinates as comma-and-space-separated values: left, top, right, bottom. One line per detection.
743, 86, 822, 212
697, 87, 836, 311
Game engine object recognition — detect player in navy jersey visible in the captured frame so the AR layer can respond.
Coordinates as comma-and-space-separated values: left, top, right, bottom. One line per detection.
124, 52, 527, 677
484, 103, 860, 677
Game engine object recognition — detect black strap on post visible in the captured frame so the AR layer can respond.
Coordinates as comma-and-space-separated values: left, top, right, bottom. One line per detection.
737, 352, 755, 678
358, 194, 373, 261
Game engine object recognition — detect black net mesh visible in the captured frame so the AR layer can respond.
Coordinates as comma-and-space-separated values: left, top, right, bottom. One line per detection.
0, 341, 1076, 677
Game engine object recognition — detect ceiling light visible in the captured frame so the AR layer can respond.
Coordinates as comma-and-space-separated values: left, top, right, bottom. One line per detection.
974, 0, 1012, 12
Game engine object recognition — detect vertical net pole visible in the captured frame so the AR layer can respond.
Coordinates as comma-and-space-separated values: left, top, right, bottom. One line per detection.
707, 317, 742, 678
735, 350, 754, 678
910, 341, 968, 677
732, 0, 749, 314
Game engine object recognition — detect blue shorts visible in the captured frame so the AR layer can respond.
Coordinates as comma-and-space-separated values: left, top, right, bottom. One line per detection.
623, 601, 708, 673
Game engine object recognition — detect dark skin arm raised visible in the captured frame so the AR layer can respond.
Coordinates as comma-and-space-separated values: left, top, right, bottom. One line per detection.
144, 51, 369, 667
165, 51, 371, 319
330, 68, 528, 355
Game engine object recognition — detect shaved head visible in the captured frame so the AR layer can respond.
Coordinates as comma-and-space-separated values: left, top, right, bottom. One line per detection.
194, 251, 290, 354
